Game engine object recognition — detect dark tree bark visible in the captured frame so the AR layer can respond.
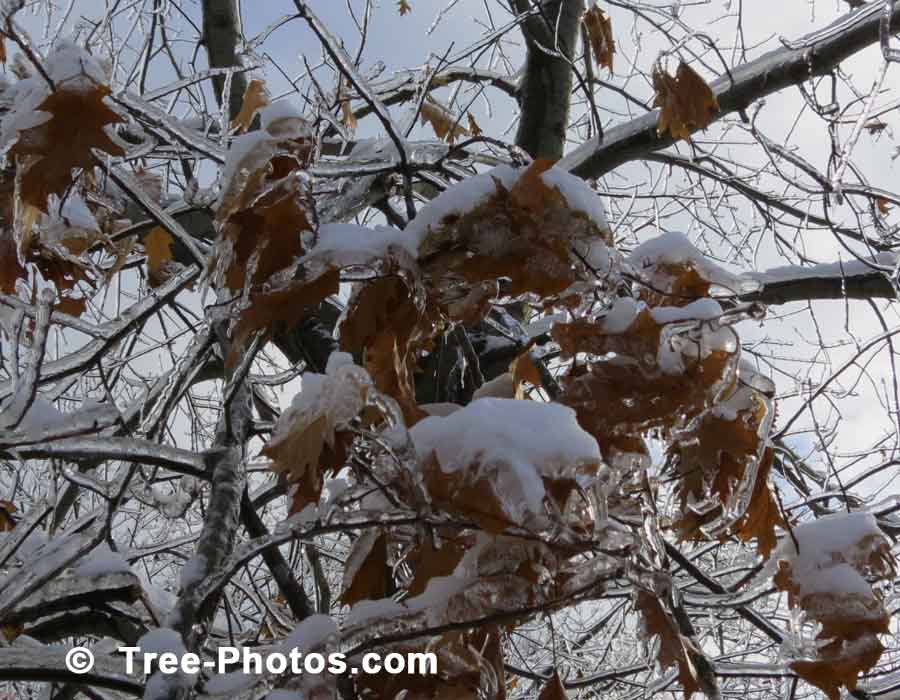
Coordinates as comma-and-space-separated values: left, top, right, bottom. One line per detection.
512, 0, 584, 160
200, 0, 248, 121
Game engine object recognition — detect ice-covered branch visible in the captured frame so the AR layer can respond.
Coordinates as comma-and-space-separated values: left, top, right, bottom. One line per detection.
560, 3, 900, 178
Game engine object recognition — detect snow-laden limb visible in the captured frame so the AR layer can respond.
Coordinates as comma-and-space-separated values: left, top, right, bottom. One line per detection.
4, 570, 141, 630
167, 420, 248, 639
739, 254, 896, 304
0, 646, 143, 694
3, 437, 208, 479
559, 2, 900, 178
0, 400, 120, 448
0, 525, 104, 622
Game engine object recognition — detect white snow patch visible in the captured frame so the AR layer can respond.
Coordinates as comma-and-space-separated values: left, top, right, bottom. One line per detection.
628, 231, 740, 291
650, 298, 724, 324
541, 167, 610, 233
259, 100, 310, 139
305, 223, 419, 266
410, 398, 602, 526
283, 614, 338, 651
344, 597, 405, 627
770, 512, 888, 601
743, 252, 896, 285
138, 628, 187, 656
404, 164, 519, 246
269, 352, 371, 448
73, 542, 131, 577
179, 553, 208, 589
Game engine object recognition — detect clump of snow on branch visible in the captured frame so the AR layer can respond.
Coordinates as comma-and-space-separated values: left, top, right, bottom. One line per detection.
410, 397, 603, 528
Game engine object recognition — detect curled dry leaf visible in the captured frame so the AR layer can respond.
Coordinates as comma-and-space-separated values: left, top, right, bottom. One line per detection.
510, 348, 542, 399
555, 299, 739, 441
467, 113, 483, 137
405, 532, 467, 597
667, 372, 779, 555
230, 267, 340, 367
584, 5, 615, 72
0, 196, 103, 314
339, 275, 433, 426
261, 351, 367, 509
230, 79, 270, 134
653, 61, 719, 141
420, 98, 469, 144
634, 591, 702, 698
213, 103, 316, 295
143, 226, 174, 288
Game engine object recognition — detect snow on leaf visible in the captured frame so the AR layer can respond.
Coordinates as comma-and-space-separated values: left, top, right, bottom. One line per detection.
398, 0, 412, 15
555, 297, 740, 442
262, 352, 369, 508
0, 135, 111, 301
653, 61, 719, 141
410, 398, 604, 532
584, 5, 615, 72
418, 161, 614, 303
771, 512, 896, 700
6, 55, 124, 212
230, 78, 270, 134
212, 100, 315, 295
340, 528, 388, 606
628, 231, 740, 305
